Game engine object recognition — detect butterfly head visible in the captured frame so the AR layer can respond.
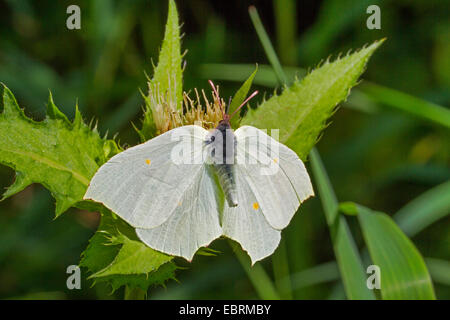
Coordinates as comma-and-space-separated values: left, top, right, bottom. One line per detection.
216, 117, 232, 133
218, 114, 231, 128
208, 80, 258, 128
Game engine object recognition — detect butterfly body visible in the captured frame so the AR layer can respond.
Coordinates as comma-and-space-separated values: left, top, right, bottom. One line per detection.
207, 119, 238, 207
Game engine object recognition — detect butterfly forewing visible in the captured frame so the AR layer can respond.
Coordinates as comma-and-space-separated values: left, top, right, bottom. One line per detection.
233, 126, 314, 230
84, 125, 210, 229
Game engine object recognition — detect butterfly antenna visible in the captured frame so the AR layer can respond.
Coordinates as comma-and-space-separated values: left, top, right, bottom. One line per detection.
208, 80, 225, 117
226, 96, 232, 114
229, 90, 259, 119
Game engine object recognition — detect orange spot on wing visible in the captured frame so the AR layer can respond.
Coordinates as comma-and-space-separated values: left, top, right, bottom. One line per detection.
145, 159, 151, 165
252, 202, 259, 210
273, 158, 278, 163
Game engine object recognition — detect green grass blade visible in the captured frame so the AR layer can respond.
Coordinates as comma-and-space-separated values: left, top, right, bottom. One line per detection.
298, 0, 374, 63
247, 6, 376, 300
425, 258, 450, 286
274, 0, 297, 66
249, 6, 288, 84
394, 180, 450, 237
360, 82, 450, 129
341, 203, 436, 300
310, 149, 375, 300
199, 63, 301, 87
284, 261, 340, 291
285, 257, 450, 292
101, 91, 141, 132
229, 241, 280, 300
309, 149, 338, 222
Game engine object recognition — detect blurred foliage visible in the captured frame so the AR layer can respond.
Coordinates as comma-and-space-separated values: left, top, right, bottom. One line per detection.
0, 0, 448, 299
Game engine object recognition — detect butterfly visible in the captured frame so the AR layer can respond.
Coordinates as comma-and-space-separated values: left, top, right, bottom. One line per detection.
84, 81, 314, 264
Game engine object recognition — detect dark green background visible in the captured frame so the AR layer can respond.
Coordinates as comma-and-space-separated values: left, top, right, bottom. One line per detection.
0, 0, 448, 299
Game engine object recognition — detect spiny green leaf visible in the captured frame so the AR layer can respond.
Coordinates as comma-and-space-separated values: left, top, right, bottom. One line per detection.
80, 210, 177, 293
139, 0, 183, 141
79, 227, 120, 275
137, 90, 157, 140
152, 0, 183, 106
99, 262, 178, 293
0, 84, 120, 216
340, 202, 436, 300
228, 65, 258, 128
1, 171, 32, 201
91, 235, 173, 278
79, 209, 132, 274
241, 39, 385, 160
46, 92, 70, 124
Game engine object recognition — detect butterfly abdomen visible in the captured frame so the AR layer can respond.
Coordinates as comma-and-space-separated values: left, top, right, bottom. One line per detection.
215, 163, 238, 207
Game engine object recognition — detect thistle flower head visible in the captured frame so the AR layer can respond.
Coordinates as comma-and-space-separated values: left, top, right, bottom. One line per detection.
145, 82, 225, 135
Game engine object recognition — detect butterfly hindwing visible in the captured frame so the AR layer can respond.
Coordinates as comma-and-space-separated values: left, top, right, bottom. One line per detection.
136, 165, 222, 261
222, 168, 281, 264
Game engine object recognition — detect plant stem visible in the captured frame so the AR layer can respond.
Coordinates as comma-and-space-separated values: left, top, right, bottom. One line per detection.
271, 240, 293, 299
124, 286, 146, 300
